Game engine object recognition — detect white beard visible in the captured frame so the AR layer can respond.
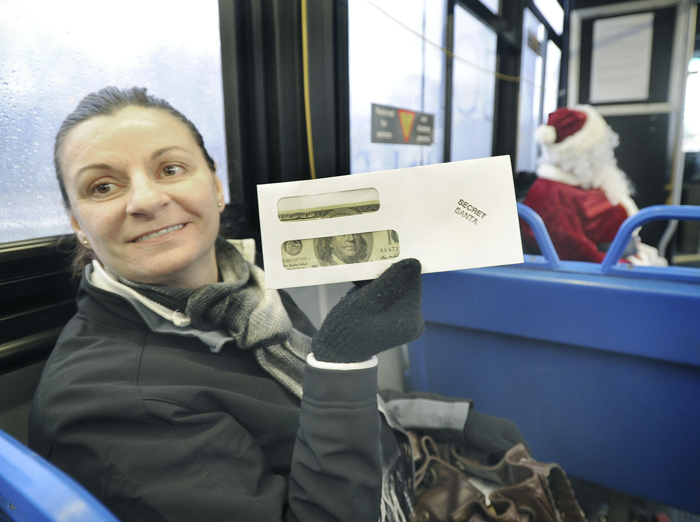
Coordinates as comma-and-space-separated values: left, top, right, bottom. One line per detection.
539, 129, 634, 206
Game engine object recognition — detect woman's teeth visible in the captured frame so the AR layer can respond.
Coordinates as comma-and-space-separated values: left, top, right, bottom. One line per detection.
134, 224, 184, 242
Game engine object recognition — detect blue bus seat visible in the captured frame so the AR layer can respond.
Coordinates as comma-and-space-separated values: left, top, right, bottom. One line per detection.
0, 428, 119, 522
407, 204, 700, 514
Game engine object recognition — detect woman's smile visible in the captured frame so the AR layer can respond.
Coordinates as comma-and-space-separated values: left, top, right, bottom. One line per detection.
131, 223, 186, 243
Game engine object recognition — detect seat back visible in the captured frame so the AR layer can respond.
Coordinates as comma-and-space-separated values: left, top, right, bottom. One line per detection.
407, 204, 700, 513
0, 428, 119, 522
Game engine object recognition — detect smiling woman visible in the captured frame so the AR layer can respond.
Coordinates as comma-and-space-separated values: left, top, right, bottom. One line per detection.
27, 86, 418, 522
27, 87, 526, 522
58, 105, 224, 288
51, 87, 224, 288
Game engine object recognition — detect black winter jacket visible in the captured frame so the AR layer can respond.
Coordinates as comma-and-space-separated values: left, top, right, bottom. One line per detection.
29, 277, 383, 522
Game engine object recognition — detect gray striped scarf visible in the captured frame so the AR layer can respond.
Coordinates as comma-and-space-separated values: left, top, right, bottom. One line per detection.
118, 236, 311, 398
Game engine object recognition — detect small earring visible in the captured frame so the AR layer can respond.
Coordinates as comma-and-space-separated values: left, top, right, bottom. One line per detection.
218, 203, 223, 208
82, 239, 89, 245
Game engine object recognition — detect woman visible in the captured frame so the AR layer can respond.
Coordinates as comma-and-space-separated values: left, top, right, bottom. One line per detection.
29, 87, 525, 522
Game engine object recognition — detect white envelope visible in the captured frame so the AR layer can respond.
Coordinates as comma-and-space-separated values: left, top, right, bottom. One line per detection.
257, 156, 523, 289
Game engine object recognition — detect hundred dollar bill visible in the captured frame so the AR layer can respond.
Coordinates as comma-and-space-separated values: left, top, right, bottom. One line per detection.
281, 229, 400, 270
278, 201, 379, 222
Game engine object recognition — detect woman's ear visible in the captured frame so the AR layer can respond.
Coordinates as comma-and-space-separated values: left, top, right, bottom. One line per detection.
214, 175, 225, 212
70, 214, 91, 248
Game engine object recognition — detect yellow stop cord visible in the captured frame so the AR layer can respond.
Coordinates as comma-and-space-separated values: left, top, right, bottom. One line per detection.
301, 0, 317, 179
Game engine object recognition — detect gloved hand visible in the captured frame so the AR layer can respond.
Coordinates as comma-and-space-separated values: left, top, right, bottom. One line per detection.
312, 258, 424, 363
463, 410, 530, 463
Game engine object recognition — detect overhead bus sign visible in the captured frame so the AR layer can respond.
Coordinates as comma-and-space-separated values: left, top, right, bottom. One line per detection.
371, 103, 434, 145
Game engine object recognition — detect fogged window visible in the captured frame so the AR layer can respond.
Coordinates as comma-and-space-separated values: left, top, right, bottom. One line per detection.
450, 5, 497, 162
348, 0, 446, 174
516, 8, 562, 173
516, 8, 546, 173
543, 41, 562, 124
533, 0, 564, 35
0, 0, 227, 244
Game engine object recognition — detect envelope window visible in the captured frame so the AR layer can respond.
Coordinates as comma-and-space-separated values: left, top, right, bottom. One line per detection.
277, 188, 379, 222
281, 230, 400, 270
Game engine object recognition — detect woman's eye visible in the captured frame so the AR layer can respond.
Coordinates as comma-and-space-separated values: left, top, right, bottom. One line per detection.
163, 165, 183, 177
92, 183, 114, 196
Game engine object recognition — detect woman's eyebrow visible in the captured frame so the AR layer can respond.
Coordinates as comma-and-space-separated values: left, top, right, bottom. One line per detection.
151, 146, 190, 160
75, 163, 114, 179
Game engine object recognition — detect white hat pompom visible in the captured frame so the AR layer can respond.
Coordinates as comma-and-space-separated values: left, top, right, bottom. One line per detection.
535, 124, 557, 146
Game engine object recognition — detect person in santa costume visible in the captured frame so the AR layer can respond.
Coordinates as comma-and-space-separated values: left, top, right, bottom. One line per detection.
522, 105, 667, 266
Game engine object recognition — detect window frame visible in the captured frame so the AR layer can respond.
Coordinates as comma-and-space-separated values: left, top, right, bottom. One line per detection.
525, 0, 566, 123
450, 0, 525, 162
447, 0, 567, 165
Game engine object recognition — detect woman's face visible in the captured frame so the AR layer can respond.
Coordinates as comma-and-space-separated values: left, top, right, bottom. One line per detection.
60, 106, 225, 289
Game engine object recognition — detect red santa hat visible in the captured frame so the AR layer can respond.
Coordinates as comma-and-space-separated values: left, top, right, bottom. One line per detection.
535, 105, 610, 163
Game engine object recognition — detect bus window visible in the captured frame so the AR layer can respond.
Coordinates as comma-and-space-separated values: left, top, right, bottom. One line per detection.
0, 0, 228, 244
450, 4, 498, 162
516, 8, 546, 173
348, 0, 446, 174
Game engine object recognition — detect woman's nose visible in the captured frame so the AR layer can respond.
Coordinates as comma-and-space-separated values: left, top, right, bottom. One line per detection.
125, 172, 170, 216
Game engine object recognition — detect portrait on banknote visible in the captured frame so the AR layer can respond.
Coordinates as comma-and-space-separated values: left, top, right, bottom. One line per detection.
277, 189, 400, 270
312, 208, 370, 266
315, 233, 371, 266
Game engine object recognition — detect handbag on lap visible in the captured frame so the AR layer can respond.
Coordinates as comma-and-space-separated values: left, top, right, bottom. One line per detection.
408, 431, 586, 522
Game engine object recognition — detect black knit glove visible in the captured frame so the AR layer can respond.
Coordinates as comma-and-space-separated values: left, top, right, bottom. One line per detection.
312, 258, 424, 363
463, 410, 530, 463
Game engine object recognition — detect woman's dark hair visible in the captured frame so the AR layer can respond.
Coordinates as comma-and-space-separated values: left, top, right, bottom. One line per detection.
55, 86, 218, 276
54, 86, 216, 210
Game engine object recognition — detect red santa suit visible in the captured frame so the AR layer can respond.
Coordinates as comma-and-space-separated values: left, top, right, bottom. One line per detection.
522, 171, 635, 263
521, 105, 664, 266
